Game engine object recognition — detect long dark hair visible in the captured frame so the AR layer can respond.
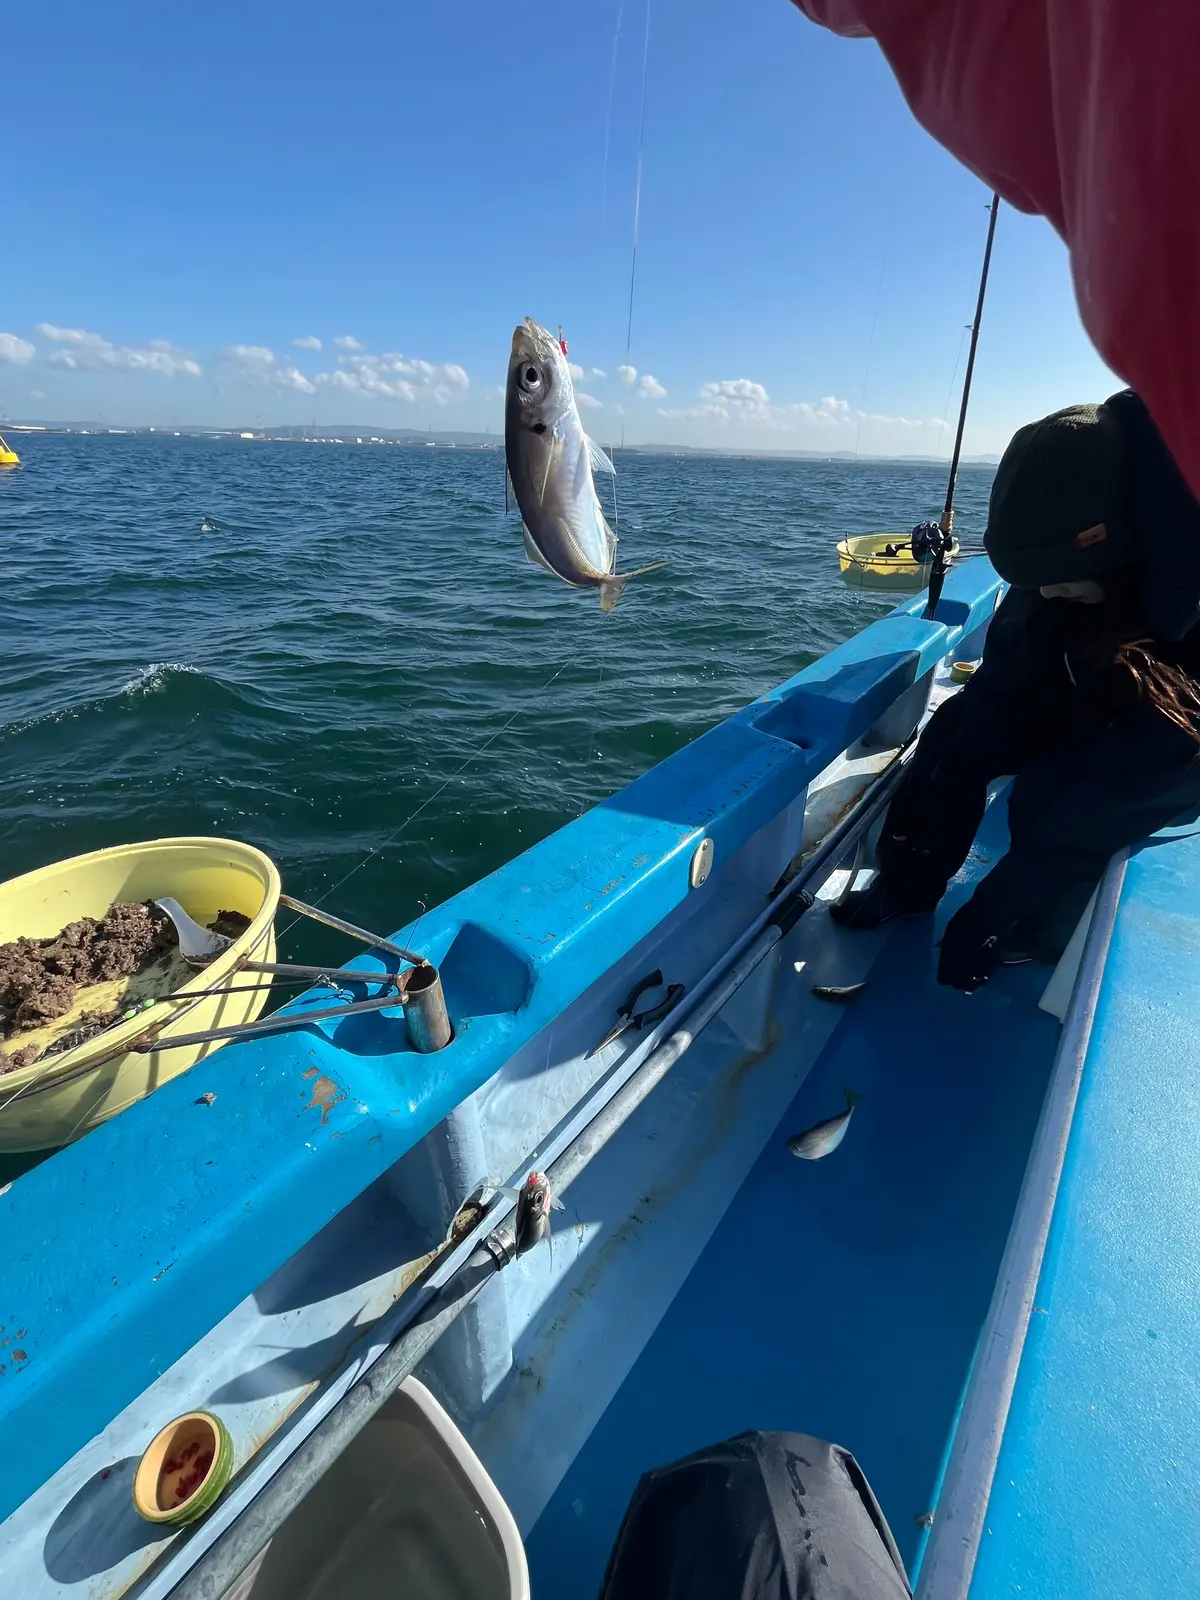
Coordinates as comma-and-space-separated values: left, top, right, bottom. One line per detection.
1112, 635, 1200, 745
1077, 581, 1200, 744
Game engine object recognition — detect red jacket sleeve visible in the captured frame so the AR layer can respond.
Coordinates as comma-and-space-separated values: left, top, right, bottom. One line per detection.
792, 1, 1200, 502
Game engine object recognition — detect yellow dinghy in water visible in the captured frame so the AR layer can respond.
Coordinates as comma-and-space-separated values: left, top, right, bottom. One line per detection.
0, 838, 278, 1151
0, 433, 19, 468
836, 532, 961, 593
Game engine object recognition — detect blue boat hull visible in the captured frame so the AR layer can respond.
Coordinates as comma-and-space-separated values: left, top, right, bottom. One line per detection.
4, 556, 1196, 1599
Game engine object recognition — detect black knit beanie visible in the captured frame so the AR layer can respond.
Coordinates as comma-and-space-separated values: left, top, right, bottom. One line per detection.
984, 401, 1137, 587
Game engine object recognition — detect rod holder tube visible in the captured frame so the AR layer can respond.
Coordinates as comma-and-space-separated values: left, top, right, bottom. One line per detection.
403, 964, 453, 1053
278, 892, 430, 969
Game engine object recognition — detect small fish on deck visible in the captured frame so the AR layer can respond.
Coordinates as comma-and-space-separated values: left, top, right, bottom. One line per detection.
811, 981, 868, 1005
504, 317, 668, 611
786, 1087, 860, 1161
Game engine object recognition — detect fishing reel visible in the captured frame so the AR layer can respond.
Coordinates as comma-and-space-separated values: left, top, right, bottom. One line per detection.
909, 521, 954, 564
912, 521, 956, 621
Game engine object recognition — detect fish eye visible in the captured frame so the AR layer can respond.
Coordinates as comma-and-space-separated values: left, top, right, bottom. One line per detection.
531, 422, 547, 435
519, 363, 543, 394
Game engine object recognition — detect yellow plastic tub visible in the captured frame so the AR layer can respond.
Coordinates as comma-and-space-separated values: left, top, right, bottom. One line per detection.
0, 837, 279, 1151
836, 532, 961, 593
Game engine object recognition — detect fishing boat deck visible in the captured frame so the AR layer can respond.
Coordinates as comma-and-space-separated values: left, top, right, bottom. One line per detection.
8, 553, 1197, 1600
968, 826, 1200, 1600
526, 790, 1062, 1595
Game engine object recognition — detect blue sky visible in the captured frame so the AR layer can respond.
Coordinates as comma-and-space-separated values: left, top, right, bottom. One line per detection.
1, 0, 1118, 455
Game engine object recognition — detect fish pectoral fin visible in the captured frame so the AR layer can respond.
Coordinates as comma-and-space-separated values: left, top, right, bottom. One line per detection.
522, 526, 558, 574
585, 435, 617, 476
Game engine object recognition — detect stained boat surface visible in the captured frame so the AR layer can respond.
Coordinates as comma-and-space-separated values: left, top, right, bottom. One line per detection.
2, 555, 1197, 1600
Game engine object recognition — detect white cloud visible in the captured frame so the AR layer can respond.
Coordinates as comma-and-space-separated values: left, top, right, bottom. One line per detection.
292, 335, 322, 351
792, 395, 853, 424
218, 344, 316, 395
0, 332, 35, 365
35, 323, 200, 377
590, 367, 607, 379
275, 365, 317, 394
576, 392, 603, 409
784, 394, 943, 429
315, 350, 471, 404
662, 378, 772, 424
700, 378, 770, 407
221, 344, 275, 372
568, 361, 585, 380
333, 334, 363, 351
663, 379, 942, 434
618, 365, 664, 397
659, 400, 731, 422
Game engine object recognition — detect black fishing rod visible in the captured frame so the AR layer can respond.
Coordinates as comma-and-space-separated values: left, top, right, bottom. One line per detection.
922, 190, 1001, 621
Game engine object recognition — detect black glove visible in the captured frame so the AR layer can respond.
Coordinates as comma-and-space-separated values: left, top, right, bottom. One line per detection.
937, 897, 1003, 992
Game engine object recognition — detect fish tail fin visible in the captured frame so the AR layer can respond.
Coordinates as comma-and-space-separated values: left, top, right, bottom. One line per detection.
598, 561, 671, 613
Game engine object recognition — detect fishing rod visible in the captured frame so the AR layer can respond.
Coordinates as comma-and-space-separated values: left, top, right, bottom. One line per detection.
922, 191, 1001, 622
165, 747, 916, 1600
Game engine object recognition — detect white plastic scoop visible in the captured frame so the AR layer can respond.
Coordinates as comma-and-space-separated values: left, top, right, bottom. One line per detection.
155, 898, 232, 964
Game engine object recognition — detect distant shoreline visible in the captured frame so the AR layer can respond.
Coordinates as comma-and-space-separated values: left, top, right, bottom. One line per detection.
0, 422, 1000, 467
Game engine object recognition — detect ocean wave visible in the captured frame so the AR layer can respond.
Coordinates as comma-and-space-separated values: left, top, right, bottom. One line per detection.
120, 662, 203, 698
0, 663, 250, 742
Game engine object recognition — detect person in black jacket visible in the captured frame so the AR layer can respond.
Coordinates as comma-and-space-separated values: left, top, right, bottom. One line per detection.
833, 391, 1200, 992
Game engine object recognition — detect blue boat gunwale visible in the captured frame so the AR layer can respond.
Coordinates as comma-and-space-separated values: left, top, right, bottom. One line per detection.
0, 563, 1003, 1545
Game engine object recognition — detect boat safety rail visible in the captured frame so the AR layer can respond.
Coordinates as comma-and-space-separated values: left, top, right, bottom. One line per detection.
164, 744, 915, 1600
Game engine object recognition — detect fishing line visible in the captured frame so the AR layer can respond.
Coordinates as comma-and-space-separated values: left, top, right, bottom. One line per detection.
276, 655, 577, 943
601, 0, 626, 233
586, 646, 606, 816
619, 0, 652, 451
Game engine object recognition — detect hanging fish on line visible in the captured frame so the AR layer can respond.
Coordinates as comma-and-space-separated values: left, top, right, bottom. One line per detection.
504, 317, 668, 612
786, 1088, 860, 1161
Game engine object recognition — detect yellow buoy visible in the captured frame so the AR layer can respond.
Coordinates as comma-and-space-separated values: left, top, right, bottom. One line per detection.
0, 433, 19, 468
0, 838, 279, 1151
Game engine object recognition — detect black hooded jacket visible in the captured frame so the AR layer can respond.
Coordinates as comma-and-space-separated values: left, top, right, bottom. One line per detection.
879, 389, 1200, 957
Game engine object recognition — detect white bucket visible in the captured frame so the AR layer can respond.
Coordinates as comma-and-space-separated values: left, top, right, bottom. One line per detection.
221, 1378, 529, 1600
